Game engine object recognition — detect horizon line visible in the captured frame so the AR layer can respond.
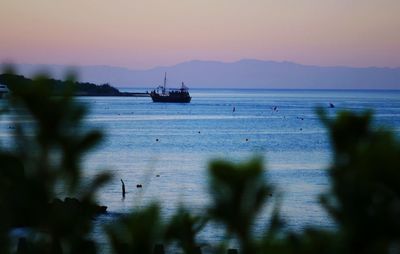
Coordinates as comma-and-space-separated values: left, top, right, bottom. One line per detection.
118, 86, 400, 91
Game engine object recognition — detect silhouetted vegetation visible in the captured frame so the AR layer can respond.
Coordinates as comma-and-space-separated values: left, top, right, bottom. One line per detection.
0, 69, 111, 253
0, 70, 399, 253
0, 73, 131, 96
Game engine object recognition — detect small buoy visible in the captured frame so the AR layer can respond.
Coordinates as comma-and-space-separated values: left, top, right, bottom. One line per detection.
136, 184, 142, 188
198, 131, 201, 134
156, 138, 159, 142
329, 103, 335, 108
156, 174, 160, 177
300, 128, 303, 131
245, 138, 249, 141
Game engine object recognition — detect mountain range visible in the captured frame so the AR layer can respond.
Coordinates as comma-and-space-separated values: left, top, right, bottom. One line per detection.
4, 59, 400, 89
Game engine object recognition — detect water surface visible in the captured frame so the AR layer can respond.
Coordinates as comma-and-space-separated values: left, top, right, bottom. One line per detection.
2, 89, 400, 247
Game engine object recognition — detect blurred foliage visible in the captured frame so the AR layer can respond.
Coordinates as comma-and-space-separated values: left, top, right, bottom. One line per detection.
165, 206, 207, 254
318, 109, 400, 254
0, 68, 111, 254
106, 204, 162, 254
208, 158, 271, 254
0, 69, 399, 254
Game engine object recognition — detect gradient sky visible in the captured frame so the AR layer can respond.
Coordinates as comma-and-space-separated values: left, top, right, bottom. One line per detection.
1, 0, 399, 69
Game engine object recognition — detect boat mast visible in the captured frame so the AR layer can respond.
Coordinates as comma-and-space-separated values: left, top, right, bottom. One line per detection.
163, 72, 167, 94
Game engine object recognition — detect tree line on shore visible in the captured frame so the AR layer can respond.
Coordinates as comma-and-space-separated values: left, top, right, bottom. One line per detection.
0, 73, 122, 96
0, 69, 399, 254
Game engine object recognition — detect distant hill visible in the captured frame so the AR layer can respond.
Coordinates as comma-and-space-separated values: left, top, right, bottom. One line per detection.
5, 59, 400, 89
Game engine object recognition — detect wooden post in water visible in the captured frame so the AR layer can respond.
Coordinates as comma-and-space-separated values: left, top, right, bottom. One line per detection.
120, 179, 126, 199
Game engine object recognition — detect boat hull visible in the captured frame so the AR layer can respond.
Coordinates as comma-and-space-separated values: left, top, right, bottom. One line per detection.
150, 94, 191, 103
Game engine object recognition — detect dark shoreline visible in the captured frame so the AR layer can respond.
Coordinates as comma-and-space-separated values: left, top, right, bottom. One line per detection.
75, 92, 150, 97
0, 73, 151, 97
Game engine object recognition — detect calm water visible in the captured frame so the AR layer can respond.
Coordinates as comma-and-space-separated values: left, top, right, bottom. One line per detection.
81, 89, 400, 246
2, 89, 400, 248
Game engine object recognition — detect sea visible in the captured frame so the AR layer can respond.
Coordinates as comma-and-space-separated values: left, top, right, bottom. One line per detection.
3, 89, 400, 250
80, 88, 400, 249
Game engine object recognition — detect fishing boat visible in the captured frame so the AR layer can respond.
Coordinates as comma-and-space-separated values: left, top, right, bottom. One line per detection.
150, 73, 191, 103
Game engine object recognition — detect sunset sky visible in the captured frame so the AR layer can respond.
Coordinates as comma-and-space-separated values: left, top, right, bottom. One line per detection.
1, 0, 399, 69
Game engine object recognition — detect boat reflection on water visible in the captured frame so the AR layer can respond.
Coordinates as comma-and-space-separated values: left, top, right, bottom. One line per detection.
150, 73, 191, 103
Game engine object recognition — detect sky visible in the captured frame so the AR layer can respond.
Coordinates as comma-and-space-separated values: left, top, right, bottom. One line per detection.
1, 0, 399, 69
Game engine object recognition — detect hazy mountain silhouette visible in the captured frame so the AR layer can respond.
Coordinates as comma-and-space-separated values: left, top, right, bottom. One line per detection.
7, 59, 400, 89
